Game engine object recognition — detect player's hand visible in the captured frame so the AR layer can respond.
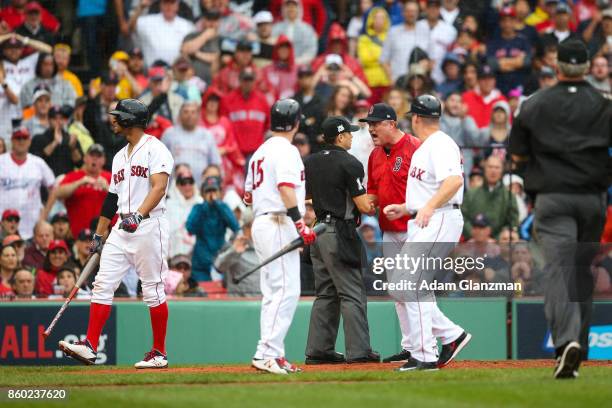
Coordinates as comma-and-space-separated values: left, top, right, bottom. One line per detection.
90, 233, 103, 254
414, 205, 434, 228
294, 219, 316, 245
119, 212, 143, 233
243, 191, 252, 206
383, 204, 407, 221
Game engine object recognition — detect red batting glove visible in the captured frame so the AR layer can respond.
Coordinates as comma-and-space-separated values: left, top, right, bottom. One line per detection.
294, 219, 316, 245
243, 191, 252, 206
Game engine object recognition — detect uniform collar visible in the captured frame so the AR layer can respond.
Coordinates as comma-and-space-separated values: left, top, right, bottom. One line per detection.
322, 144, 346, 152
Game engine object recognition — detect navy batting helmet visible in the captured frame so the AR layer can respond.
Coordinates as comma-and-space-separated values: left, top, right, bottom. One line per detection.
109, 99, 149, 129
270, 98, 301, 132
409, 94, 442, 118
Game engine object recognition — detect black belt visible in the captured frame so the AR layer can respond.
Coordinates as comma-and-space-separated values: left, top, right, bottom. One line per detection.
452, 204, 460, 209
119, 213, 150, 220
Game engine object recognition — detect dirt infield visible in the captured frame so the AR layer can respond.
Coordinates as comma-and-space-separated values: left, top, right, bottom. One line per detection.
73, 360, 611, 376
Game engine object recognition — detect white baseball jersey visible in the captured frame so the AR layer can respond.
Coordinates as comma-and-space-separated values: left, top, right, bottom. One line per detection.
0, 153, 55, 240
406, 130, 463, 212
109, 135, 174, 217
246, 136, 306, 217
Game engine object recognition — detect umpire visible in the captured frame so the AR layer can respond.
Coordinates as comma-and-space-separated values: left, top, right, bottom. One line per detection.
509, 40, 612, 379
304, 116, 380, 364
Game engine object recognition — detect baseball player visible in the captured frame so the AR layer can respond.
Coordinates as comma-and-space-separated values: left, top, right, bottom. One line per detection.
359, 103, 420, 363
244, 98, 317, 374
59, 99, 174, 368
384, 95, 471, 371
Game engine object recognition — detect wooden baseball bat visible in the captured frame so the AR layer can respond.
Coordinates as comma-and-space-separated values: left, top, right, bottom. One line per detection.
232, 223, 327, 284
42, 252, 101, 340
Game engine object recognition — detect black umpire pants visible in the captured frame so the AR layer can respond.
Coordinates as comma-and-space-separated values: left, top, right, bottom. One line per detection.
305, 223, 372, 360
534, 192, 606, 357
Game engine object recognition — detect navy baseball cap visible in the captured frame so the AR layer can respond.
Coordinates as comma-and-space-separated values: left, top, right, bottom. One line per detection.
322, 116, 359, 141
557, 40, 588, 65
478, 64, 496, 78
202, 176, 221, 192
472, 213, 491, 228
358, 103, 397, 122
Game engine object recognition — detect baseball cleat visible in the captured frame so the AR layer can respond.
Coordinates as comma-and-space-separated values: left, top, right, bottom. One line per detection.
276, 357, 302, 373
134, 349, 168, 369
346, 350, 381, 364
396, 356, 439, 372
553, 341, 581, 379
437, 332, 472, 368
305, 352, 346, 365
252, 358, 288, 374
383, 349, 412, 363
59, 339, 97, 365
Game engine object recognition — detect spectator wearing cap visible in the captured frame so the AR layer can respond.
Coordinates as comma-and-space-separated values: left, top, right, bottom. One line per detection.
53, 43, 83, 98
15, 1, 55, 52
312, 23, 368, 84
34, 239, 74, 297
583, 8, 612, 57
220, 67, 270, 158
30, 104, 83, 176
537, 65, 558, 90
415, 0, 457, 84
172, 56, 205, 105
89, 51, 143, 101
358, 7, 392, 104
485, 7, 532, 95
50, 212, 72, 247
535, 0, 578, 34
57, 142, 108, 232
200, 87, 246, 193
215, 209, 262, 296
1, 209, 20, 241
0, 244, 18, 295
11, 268, 35, 299
293, 65, 325, 151
380, 1, 424, 82
3, 234, 25, 263
22, 220, 53, 270
462, 155, 518, 239
0, 0, 60, 33
182, 8, 221, 84
211, 39, 269, 95
71, 228, 92, 272
479, 100, 512, 158
503, 174, 529, 223
167, 164, 203, 258
538, 3, 581, 55
435, 52, 464, 98
166, 254, 205, 297
131, 0, 195, 67
462, 64, 507, 129
0, 57, 18, 142
162, 101, 221, 186
20, 53, 76, 109
22, 86, 51, 136
186, 176, 240, 281
262, 35, 298, 102
139, 65, 185, 123
586, 55, 611, 96
1, 34, 42, 107
271, 0, 318, 66
0, 130, 55, 241
251, 10, 276, 66
126, 48, 148, 91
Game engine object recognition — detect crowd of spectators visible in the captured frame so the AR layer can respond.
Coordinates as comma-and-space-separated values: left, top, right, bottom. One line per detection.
0, 0, 611, 300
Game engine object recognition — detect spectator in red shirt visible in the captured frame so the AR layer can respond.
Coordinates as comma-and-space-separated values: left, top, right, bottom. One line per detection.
34, 239, 73, 297
220, 67, 270, 158
56, 143, 111, 238
211, 39, 269, 95
360, 103, 420, 362
262, 35, 298, 103
311, 22, 368, 84
0, 244, 18, 295
22, 220, 53, 270
462, 64, 507, 129
0, 0, 60, 33
15, 1, 55, 55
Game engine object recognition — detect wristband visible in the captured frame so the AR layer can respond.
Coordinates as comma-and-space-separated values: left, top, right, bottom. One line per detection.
287, 206, 301, 222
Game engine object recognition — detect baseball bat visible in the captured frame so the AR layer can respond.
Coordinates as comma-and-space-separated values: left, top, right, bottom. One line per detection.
232, 223, 327, 284
42, 252, 101, 340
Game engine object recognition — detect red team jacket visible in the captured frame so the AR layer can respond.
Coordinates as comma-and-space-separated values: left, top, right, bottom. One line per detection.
368, 133, 421, 232
220, 89, 270, 155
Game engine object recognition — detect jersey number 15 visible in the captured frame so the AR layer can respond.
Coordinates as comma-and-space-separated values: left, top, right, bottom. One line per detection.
250, 158, 264, 190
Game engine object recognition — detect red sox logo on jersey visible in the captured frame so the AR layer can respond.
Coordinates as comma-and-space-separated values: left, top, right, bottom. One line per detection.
113, 166, 148, 185
113, 169, 125, 185
410, 165, 425, 181
393, 156, 402, 172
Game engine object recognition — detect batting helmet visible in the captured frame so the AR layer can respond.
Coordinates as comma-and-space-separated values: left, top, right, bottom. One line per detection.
409, 94, 442, 118
109, 99, 149, 129
270, 98, 301, 132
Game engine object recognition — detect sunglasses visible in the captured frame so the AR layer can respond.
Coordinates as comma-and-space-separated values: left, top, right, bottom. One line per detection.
4, 216, 19, 222
177, 177, 195, 186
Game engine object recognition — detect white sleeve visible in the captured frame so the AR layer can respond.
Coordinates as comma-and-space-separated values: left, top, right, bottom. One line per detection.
433, 138, 462, 182
275, 148, 302, 188
149, 143, 174, 176
108, 171, 117, 194
41, 160, 55, 189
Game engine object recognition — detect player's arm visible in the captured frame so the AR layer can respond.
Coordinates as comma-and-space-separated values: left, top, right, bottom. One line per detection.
414, 175, 463, 228
279, 185, 316, 245
345, 159, 375, 215
138, 173, 169, 217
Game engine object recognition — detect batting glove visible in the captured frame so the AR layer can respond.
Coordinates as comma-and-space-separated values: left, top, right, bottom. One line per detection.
243, 191, 253, 206
119, 212, 143, 233
294, 219, 316, 245
90, 233, 103, 254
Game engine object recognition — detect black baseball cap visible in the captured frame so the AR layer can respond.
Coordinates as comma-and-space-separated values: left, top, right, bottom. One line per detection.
202, 176, 221, 192
297, 65, 313, 77
478, 64, 496, 78
51, 212, 69, 224
472, 213, 490, 228
358, 103, 397, 122
239, 67, 256, 80
87, 143, 105, 156
236, 39, 253, 52
202, 8, 221, 20
100, 72, 119, 85
322, 116, 359, 142
77, 228, 92, 241
557, 40, 588, 65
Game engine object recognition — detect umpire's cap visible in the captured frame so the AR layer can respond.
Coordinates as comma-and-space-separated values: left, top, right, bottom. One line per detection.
409, 94, 442, 118
109, 99, 149, 129
270, 98, 301, 132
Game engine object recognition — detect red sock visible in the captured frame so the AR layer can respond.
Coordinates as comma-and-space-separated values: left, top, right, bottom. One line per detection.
149, 302, 168, 355
86, 302, 111, 352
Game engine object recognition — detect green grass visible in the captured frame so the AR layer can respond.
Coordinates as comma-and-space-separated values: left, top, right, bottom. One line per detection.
1, 366, 610, 408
